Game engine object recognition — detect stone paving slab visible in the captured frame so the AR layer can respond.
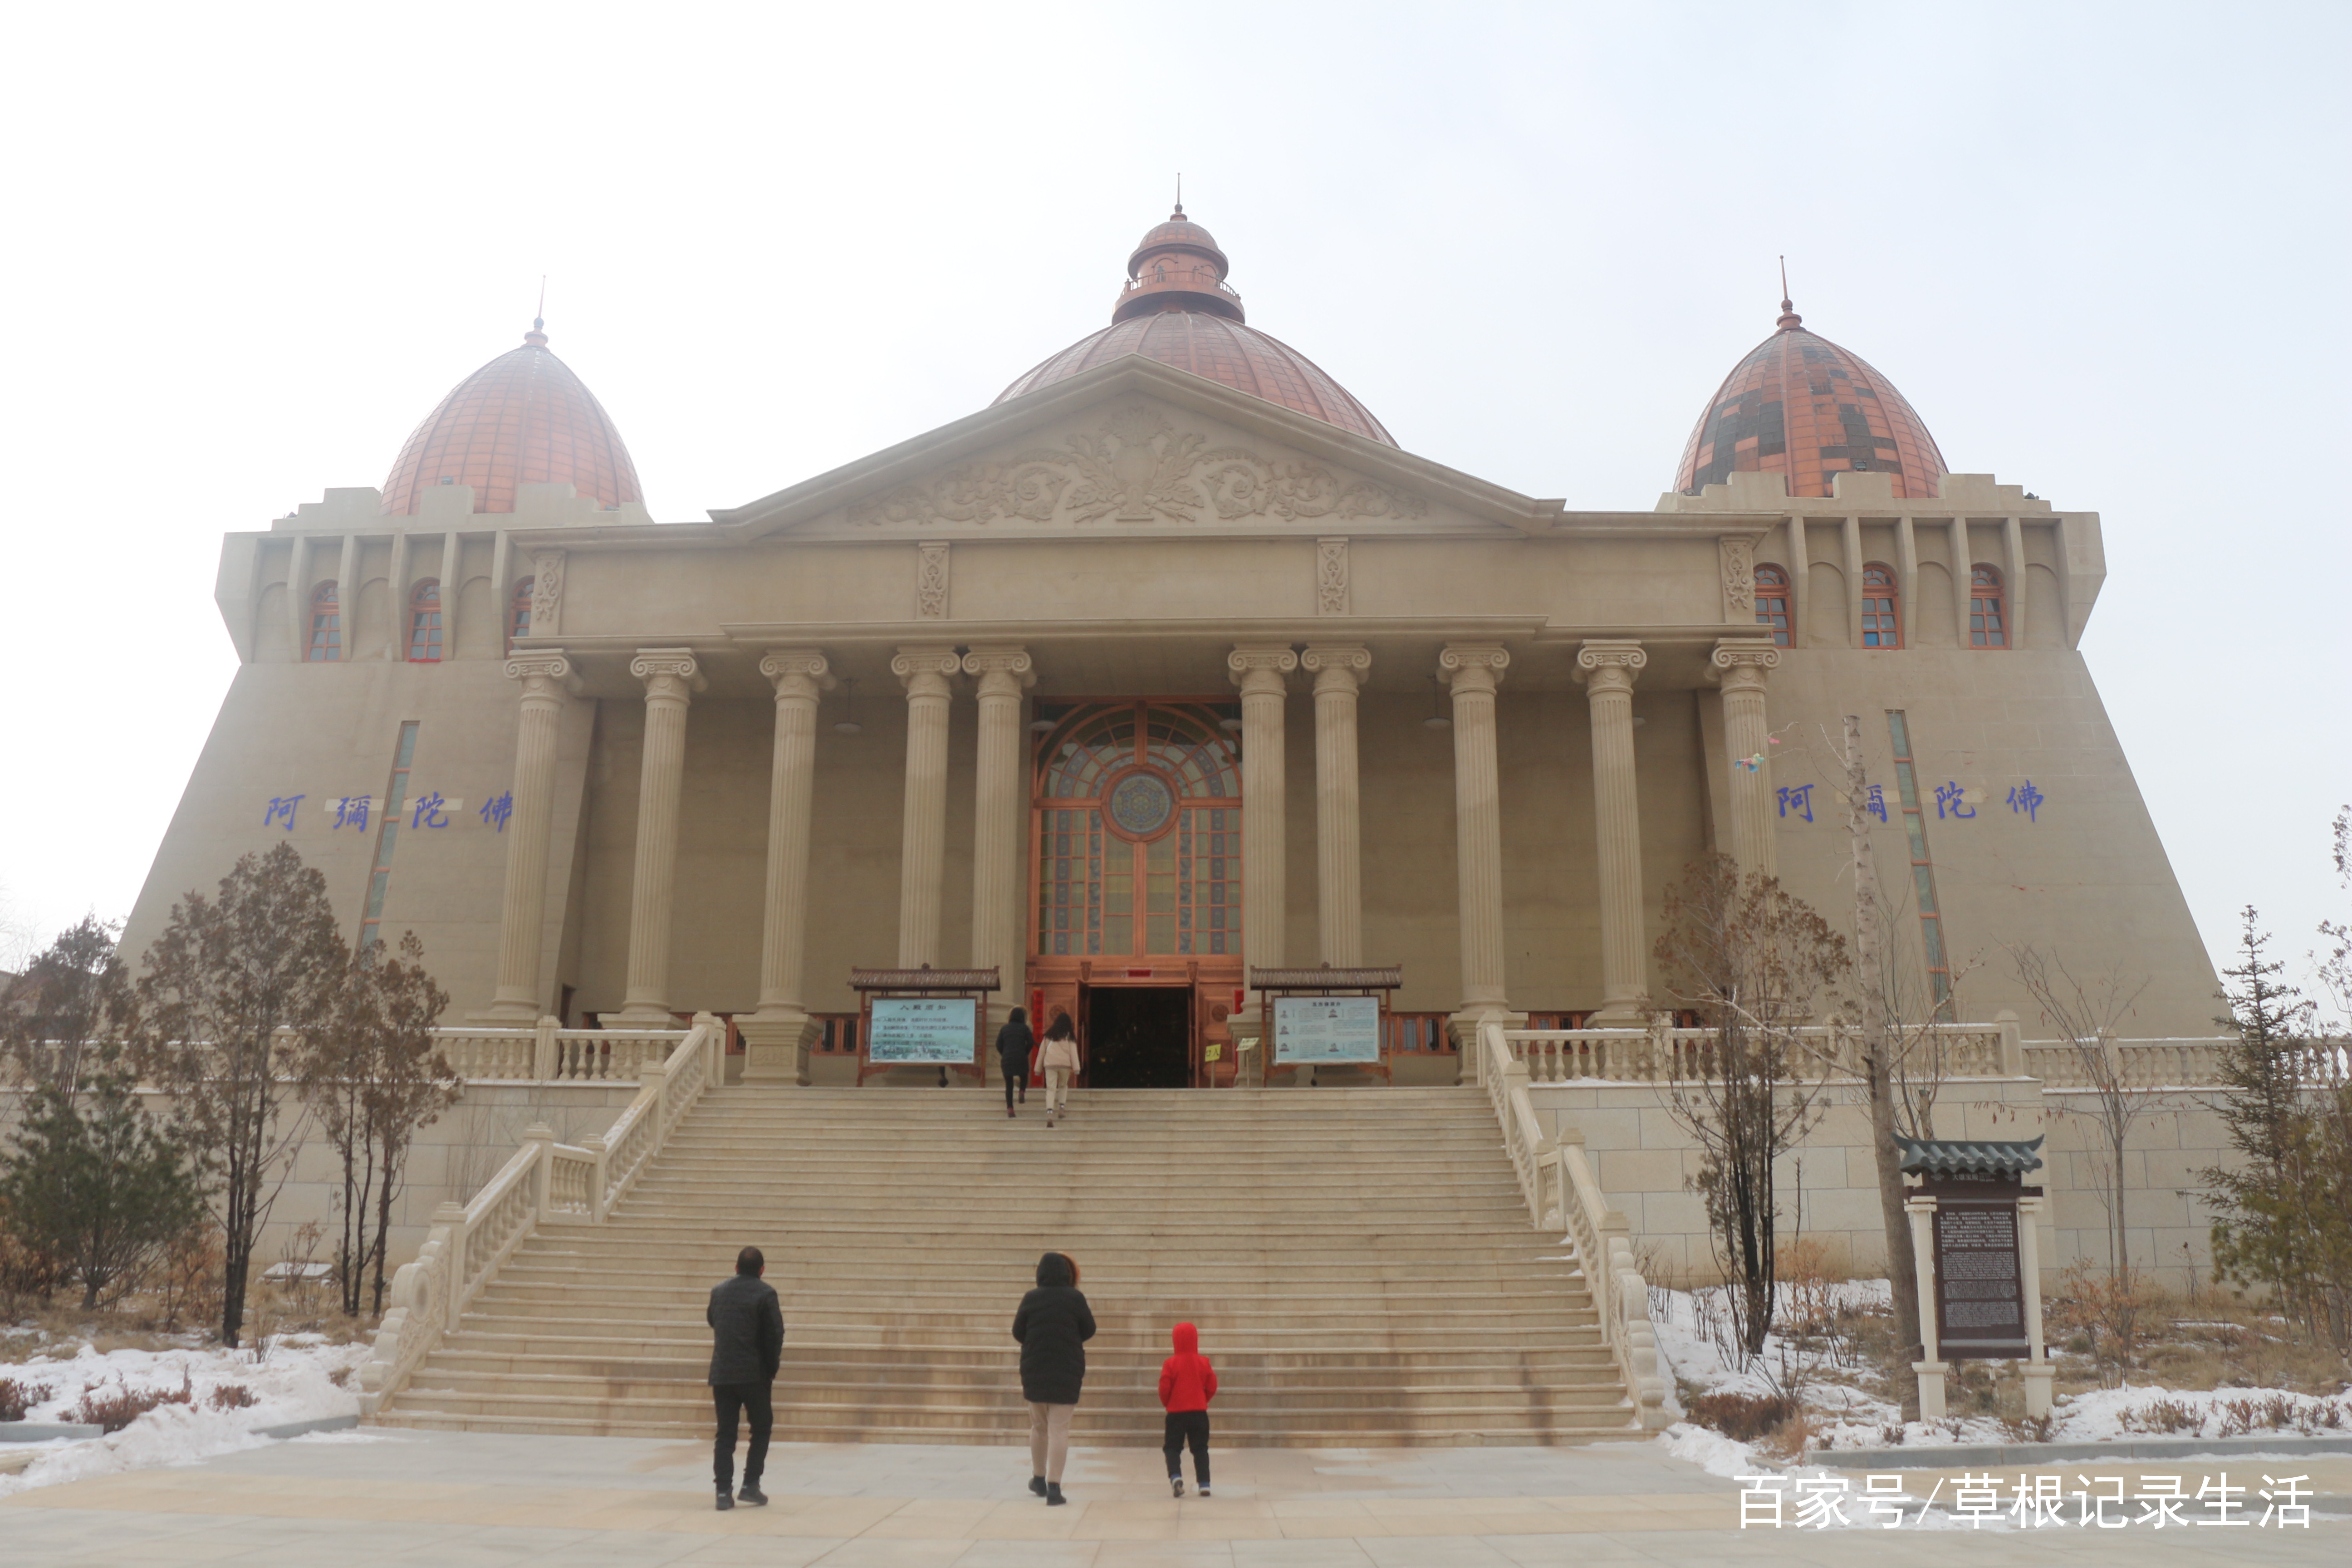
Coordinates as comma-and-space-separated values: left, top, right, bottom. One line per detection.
0, 1430, 2344, 1566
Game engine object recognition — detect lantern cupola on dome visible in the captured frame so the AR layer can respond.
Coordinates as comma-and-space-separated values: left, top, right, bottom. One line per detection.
379, 318, 644, 515
1675, 289, 1947, 500
996, 208, 1396, 446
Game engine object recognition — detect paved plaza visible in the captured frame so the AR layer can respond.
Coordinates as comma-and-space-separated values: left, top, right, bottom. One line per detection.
4, 1431, 2347, 1567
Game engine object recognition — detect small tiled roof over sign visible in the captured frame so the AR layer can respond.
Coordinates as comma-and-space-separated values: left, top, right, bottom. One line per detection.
1895, 1133, 2045, 1178
848, 967, 1002, 991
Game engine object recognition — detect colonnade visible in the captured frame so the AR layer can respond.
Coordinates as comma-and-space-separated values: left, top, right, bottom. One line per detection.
477, 637, 1779, 1080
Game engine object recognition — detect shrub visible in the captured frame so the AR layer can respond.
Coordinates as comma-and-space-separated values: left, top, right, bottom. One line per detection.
206, 1383, 256, 1412
72, 1371, 193, 1434
0, 1377, 52, 1422
1686, 1390, 1798, 1442
2121, 1396, 2200, 1435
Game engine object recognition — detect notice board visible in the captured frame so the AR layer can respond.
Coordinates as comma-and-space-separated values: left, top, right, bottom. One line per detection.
1931, 1200, 2030, 1359
867, 996, 980, 1065
1271, 995, 1382, 1065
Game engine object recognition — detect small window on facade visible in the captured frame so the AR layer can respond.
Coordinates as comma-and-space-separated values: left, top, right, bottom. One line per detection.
1753, 563, 1791, 646
1969, 564, 2007, 648
407, 580, 443, 662
305, 581, 341, 662
1861, 563, 1901, 648
508, 577, 534, 652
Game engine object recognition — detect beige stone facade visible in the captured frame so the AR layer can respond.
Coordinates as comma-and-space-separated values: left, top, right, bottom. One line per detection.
136, 361, 2215, 1048
118, 280, 2235, 1294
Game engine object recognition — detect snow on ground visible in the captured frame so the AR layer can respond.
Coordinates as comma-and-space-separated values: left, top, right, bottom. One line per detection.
1642, 1278, 2352, 1472
0, 1332, 368, 1496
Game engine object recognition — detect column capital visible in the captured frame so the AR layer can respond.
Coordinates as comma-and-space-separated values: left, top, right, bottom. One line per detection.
1709, 638, 1781, 691
1228, 643, 1299, 694
759, 648, 835, 699
892, 644, 962, 697
629, 648, 706, 696
1301, 643, 1370, 693
1573, 639, 1647, 692
1438, 643, 1510, 692
504, 650, 579, 694
960, 644, 1036, 693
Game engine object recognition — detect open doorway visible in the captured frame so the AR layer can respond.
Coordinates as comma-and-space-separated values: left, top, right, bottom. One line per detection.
1084, 986, 1191, 1088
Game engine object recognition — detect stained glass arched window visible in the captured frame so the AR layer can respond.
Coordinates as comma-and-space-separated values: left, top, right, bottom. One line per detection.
508, 577, 534, 652
305, 581, 341, 662
1034, 701, 1241, 957
1861, 563, 1901, 648
1753, 564, 1791, 647
1970, 565, 2008, 648
407, 580, 443, 662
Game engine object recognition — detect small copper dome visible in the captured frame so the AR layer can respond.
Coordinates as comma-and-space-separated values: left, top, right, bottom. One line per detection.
380, 321, 644, 515
996, 209, 1396, 446
1675, 298, 1946, 500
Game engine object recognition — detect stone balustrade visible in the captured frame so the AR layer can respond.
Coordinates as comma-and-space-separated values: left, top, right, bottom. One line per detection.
1479, 1019, 1668, 1431
1494, 1018, 2243, 1088
428, 1018, 687, 1083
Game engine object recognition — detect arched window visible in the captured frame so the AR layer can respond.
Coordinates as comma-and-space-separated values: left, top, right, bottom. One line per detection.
305, 581, 341, 662
407, 580, 443, 662
1969, 565, 2007, 648
1861, 563, 1901, 648
508, 577, 534, 652
1753, 564, 1791, 646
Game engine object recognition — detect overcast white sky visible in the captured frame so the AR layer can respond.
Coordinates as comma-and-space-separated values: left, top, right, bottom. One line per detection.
2, 2, 2346, 1009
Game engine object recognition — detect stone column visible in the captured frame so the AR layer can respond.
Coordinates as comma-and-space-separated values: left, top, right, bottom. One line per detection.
1300, 645, 1369, 967
1228, 645, 1298, 995
478, 652, 576, 1021
614, 650, 704, 1024
741, 650, 832, 1084
1438, 645, 1512, 1041
1575, 640, 1650, 1024
892, 646, 961, 968
964, 646, 1035, 1021
1710, 641, 1781, 877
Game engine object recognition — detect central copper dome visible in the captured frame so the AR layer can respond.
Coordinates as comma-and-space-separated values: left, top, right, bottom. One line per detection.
995, 209, 1396, 446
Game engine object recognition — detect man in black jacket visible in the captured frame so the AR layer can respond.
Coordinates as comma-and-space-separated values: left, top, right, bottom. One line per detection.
708, 1245, 784, 1510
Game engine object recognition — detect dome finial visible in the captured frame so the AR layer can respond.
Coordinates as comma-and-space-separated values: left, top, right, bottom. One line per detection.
525, 276, 549, 348
1173, 171, 1183, 220
1775, 256, 1802, 331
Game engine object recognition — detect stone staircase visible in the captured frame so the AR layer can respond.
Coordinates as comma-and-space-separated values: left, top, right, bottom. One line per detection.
374, 1086, 1636, 1446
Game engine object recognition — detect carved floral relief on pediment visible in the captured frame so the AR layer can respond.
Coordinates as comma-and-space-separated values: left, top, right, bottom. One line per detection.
846, 400, 1426, 529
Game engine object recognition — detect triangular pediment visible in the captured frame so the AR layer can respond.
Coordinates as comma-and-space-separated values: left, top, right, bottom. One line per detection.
711, 357, 1554, 542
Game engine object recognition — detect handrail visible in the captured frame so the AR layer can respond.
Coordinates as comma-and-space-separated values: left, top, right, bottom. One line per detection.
431, 1019, 686, 1083
356, 1012, 725, 1416
1478, 1019, 1667, 1431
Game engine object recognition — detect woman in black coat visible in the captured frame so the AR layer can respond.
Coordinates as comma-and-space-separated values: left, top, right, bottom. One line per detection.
995, 1006, 1034, 1118
1012, 1250, 1094, 1504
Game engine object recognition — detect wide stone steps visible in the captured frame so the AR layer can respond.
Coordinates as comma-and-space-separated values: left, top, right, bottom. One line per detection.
376, 1086, 1633, 1446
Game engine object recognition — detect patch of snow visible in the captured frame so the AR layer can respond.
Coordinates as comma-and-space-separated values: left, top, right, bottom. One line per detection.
1663, 1421, 1760, 1477
0, 1336, 367, 1497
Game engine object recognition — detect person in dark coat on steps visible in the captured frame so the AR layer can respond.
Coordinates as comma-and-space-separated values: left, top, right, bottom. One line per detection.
995, 1006, 1034, 1117
1011, 1250, 1094, 1504
707, 1245, 784, 1510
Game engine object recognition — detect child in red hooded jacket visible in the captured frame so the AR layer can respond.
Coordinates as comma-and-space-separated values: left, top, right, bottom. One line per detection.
1157, 1321, 1218, 1497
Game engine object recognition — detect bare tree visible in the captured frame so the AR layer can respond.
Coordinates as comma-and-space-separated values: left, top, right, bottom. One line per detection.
298, 931, 458, 1317
133, 843, 344, 1348
2011, 946, 2151, 1281
1653, 855, 1848, 1357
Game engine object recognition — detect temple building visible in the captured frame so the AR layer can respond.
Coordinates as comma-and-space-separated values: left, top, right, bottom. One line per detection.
129, 210, 2219, 1088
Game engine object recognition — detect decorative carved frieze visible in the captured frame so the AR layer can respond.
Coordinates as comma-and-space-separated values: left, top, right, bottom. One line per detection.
527, 550, 565, 637
1316, 537, 1350, 615
916, 541, 950, 619
848, 402, 1426, 529
1719, 535, 1756, 622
